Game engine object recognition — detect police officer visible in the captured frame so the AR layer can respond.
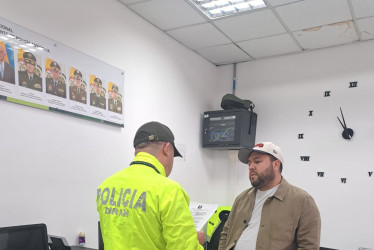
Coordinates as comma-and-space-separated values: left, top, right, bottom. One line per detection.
90, 77, 106, 109
69, 69, 87, 104
108, 84, 122, 114
46, 61, 66, 98
97, 121, 205, 250
18, 52, 42, 91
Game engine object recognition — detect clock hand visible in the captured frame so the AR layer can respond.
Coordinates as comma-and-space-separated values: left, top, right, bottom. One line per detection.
340, 107, 348, 129
337, 108, 354, 140
337, 116, 347, 130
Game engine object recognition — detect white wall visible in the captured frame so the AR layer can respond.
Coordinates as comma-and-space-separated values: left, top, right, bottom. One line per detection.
0, 0, 224, 248
2, 1, 374, 249
214, 41, 374, 250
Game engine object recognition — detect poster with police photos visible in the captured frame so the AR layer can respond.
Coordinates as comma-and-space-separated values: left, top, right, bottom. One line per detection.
0, 17, 124, 126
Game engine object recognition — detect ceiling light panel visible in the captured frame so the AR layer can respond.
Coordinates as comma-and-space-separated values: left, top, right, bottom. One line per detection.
188, 0, 267, 19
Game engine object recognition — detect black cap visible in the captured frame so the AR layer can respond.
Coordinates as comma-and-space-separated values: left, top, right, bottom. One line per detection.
112, 84, 118, 92
74, 70, 82, 79
50, 61, 60, 71
94, 77, 102, 86
133, 121, 182, 157
23, 52, 36, 65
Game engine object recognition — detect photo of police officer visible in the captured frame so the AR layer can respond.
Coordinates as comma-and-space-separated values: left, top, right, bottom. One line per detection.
90, 77, 106, 109
69, 69, 87, 104
18, 51, 42, 91
46, 60, 66, 98
108, 84, 122, 114
0, 42, 15, 84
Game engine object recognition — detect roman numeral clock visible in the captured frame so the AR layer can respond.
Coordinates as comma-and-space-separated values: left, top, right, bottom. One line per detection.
298, 81, 372, 184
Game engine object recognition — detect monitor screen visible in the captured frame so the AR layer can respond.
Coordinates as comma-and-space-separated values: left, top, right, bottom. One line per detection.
202, 109, 257, 149
208, 115, 236, 142
0, 224, 49, 250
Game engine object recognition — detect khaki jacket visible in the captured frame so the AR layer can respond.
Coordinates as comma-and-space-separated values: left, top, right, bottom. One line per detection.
219, 178, 321, 250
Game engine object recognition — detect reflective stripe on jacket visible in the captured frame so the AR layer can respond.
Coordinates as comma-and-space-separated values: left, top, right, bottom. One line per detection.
97, 152, 203, 250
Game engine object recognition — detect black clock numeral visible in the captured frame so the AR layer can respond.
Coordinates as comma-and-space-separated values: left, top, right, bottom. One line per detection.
300, 156, 310, 161
324, 91, 331, 97
369, 172, 373, 177
341, 178, 347, 183
317, 172, 324, 177
298, 134, 304, 139
349, 81, 357, 88
309, 111, 313, 116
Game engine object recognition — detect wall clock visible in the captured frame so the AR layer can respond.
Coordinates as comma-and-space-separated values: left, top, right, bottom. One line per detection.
337, 107, 354, 140
297, 81, 372, 183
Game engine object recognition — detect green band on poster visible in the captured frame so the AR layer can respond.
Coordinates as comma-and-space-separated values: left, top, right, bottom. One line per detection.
2, 95, 124, 127
7, 97, 49, 110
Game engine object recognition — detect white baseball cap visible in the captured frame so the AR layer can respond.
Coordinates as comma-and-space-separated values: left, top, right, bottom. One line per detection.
238, 142, 284, 164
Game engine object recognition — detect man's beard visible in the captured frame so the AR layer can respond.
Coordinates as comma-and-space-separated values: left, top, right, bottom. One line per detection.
250, 163, 275, 189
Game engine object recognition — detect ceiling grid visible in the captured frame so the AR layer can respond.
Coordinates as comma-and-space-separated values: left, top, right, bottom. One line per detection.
119, 0, 374, 65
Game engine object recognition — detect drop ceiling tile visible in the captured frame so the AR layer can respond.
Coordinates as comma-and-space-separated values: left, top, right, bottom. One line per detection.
357, 17, 374, 41
237, 33, 300, 58
129, 0, 206, 30
351, 0, 374, 19
167, 23, 231, 50
196, 44, 251, 65
293, 21, 358, 50
266, 0, 302, 7
119, 0, 149, 5
275, 0, 352, 31
213, 9, 286, 42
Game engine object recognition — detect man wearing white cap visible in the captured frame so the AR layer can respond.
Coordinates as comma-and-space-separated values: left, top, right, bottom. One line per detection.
219, 142, 321, 250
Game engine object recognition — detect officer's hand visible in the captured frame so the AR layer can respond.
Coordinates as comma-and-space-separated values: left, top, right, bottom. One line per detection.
197, 231, 205, 245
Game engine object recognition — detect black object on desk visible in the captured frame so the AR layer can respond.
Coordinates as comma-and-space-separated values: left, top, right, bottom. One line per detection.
0, 223, 49, 250
50, 236, 71, 250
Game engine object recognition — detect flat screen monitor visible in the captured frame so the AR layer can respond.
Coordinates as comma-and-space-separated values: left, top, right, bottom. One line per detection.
0, 223, 49, 250
202, 109, 257, 149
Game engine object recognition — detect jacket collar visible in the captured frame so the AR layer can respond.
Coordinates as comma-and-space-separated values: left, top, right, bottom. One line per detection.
272, 177, 289, 202
133, 152, 166, 177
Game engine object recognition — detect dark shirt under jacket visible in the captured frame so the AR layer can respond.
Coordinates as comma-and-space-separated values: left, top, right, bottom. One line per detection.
1, 61, 15, 84
18, 71, 42, 92
90, 93, 106, 109
69, 86, 87, 104
108, 98, 122, 114
46, 78, 66, 98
